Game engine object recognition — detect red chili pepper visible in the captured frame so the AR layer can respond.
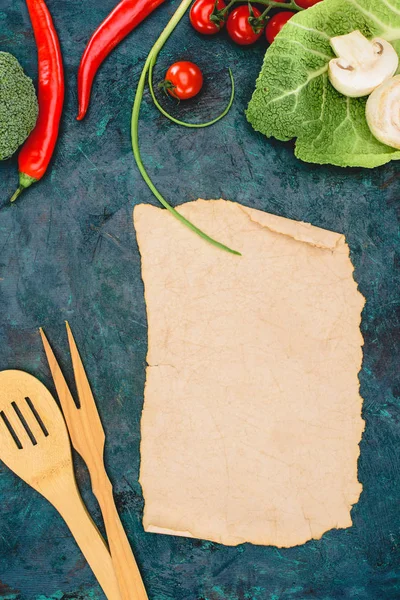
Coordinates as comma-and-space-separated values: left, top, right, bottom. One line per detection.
77, 0, 166, 121
11, 0, 64, 203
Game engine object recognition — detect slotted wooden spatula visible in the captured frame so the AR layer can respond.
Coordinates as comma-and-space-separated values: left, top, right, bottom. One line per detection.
0, 369, 121, 600
40, 323, 148, 600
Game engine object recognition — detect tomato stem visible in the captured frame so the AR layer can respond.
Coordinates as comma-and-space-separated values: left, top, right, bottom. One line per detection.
131, 0, 241, 256
216, 0, 237, 17
158, 79, 180, 99
212, 0, 301, 29
209, 0, 227, 27
258, 3, 273, 19
216, 0, 302, 16
248, 2, 272, 32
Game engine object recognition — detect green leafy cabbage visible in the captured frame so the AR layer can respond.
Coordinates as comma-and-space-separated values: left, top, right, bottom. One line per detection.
246, 0, 400, 168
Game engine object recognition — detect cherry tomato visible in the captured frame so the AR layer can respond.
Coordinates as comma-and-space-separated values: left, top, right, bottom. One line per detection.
164, 62, 203, 100
227, 5, 263, 46
265, 11, 295, 44
190, 0, 227, 35
295, 0, 322, 7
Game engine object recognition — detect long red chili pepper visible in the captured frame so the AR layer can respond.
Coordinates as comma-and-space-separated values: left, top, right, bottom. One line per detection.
77, 0, 166, 121
11, 0, 64, 203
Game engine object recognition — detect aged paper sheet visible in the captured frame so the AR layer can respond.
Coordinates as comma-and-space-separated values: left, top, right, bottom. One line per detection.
134, 199, 365, 547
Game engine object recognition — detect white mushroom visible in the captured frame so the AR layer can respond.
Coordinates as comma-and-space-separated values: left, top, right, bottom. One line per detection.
366, 75, 400, 149
328, 30, 399, 98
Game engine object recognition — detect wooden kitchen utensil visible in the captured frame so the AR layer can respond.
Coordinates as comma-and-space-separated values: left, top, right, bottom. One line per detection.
0, 370, 121, 600
40, 323, 148, 600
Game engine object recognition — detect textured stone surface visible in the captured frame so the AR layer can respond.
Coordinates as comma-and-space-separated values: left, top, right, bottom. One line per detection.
0, 0, 399, 598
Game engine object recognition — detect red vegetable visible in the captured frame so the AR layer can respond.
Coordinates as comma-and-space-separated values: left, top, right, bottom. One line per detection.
77, 0, 166, 120
265, 11, 294, 44
161, 62, 203, 100
11, 0, 64, 203
227, 5, 263, 45
295, 0, 322, 7
190, 0, 227, 34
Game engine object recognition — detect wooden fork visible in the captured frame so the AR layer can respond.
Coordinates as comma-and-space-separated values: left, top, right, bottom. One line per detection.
40, 323, 148, 600
0, 369, 121, 600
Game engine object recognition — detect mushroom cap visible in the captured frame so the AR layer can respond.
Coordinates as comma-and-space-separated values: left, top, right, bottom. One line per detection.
328, 36, 399, 98
366, 75, 400, 149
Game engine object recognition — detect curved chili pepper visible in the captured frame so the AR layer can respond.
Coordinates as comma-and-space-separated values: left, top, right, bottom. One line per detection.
77, 0, 166, 121
11, 0, 64, 203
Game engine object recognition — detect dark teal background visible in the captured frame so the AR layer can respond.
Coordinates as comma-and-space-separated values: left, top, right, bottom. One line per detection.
0, 0, 399, 598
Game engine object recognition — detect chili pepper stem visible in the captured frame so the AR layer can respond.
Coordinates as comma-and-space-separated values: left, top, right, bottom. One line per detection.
10, 187, 23, 203
10, 173, 37, 203
131, 0, 241, 255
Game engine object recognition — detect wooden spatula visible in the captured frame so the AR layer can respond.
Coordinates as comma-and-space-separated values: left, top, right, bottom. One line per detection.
0, 369, 121, 600
40, 323, 148, 600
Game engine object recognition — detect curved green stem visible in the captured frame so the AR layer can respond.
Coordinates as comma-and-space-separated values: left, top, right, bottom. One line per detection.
149, 62, 235, 128
131, 0, 241, 256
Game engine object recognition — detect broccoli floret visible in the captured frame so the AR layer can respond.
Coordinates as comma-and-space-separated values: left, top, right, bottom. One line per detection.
0, 52, 38, 160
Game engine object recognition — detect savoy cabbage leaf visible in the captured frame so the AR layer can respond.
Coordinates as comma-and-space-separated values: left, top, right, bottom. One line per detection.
246, 0, 400, 168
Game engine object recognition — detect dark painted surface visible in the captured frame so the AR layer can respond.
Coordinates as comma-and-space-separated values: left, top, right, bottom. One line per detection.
0, 0, 399, 598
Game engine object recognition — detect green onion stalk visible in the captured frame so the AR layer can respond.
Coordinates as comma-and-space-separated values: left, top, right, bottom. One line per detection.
130, 0, 240, 256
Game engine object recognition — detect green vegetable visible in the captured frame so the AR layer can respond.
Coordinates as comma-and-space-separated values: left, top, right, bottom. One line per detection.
246, 0, 400, 168
131, 0, 240, 255
0, 52, 38, 161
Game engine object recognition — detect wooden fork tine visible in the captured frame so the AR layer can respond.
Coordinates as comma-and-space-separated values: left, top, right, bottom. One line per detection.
39, 327, 79, 436
65, 322, 104, 434
66, 323, 148, 600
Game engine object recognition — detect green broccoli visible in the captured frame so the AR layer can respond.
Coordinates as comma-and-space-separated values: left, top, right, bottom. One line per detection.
0, 52, 38, 160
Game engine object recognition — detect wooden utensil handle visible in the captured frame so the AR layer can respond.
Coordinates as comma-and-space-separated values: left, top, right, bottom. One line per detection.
52, 486, 122, 600
95, 478, 148, 600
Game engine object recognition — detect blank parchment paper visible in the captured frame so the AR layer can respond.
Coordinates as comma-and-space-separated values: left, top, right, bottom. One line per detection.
134, 199, 365, 548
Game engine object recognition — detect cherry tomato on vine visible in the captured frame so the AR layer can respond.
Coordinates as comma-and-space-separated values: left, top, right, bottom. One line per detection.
227, 5, 263, 45
190, 0, 227, 34
295, 0, 323, 7
163, 62, 204, 100
265, 11, 295, 44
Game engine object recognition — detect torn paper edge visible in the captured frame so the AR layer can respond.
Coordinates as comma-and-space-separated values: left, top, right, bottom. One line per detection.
134, 199, 366, 547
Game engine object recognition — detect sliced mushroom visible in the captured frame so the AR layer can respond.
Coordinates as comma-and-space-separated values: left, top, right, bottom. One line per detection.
328, 30, 399, 98
366, 75, 400, 149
